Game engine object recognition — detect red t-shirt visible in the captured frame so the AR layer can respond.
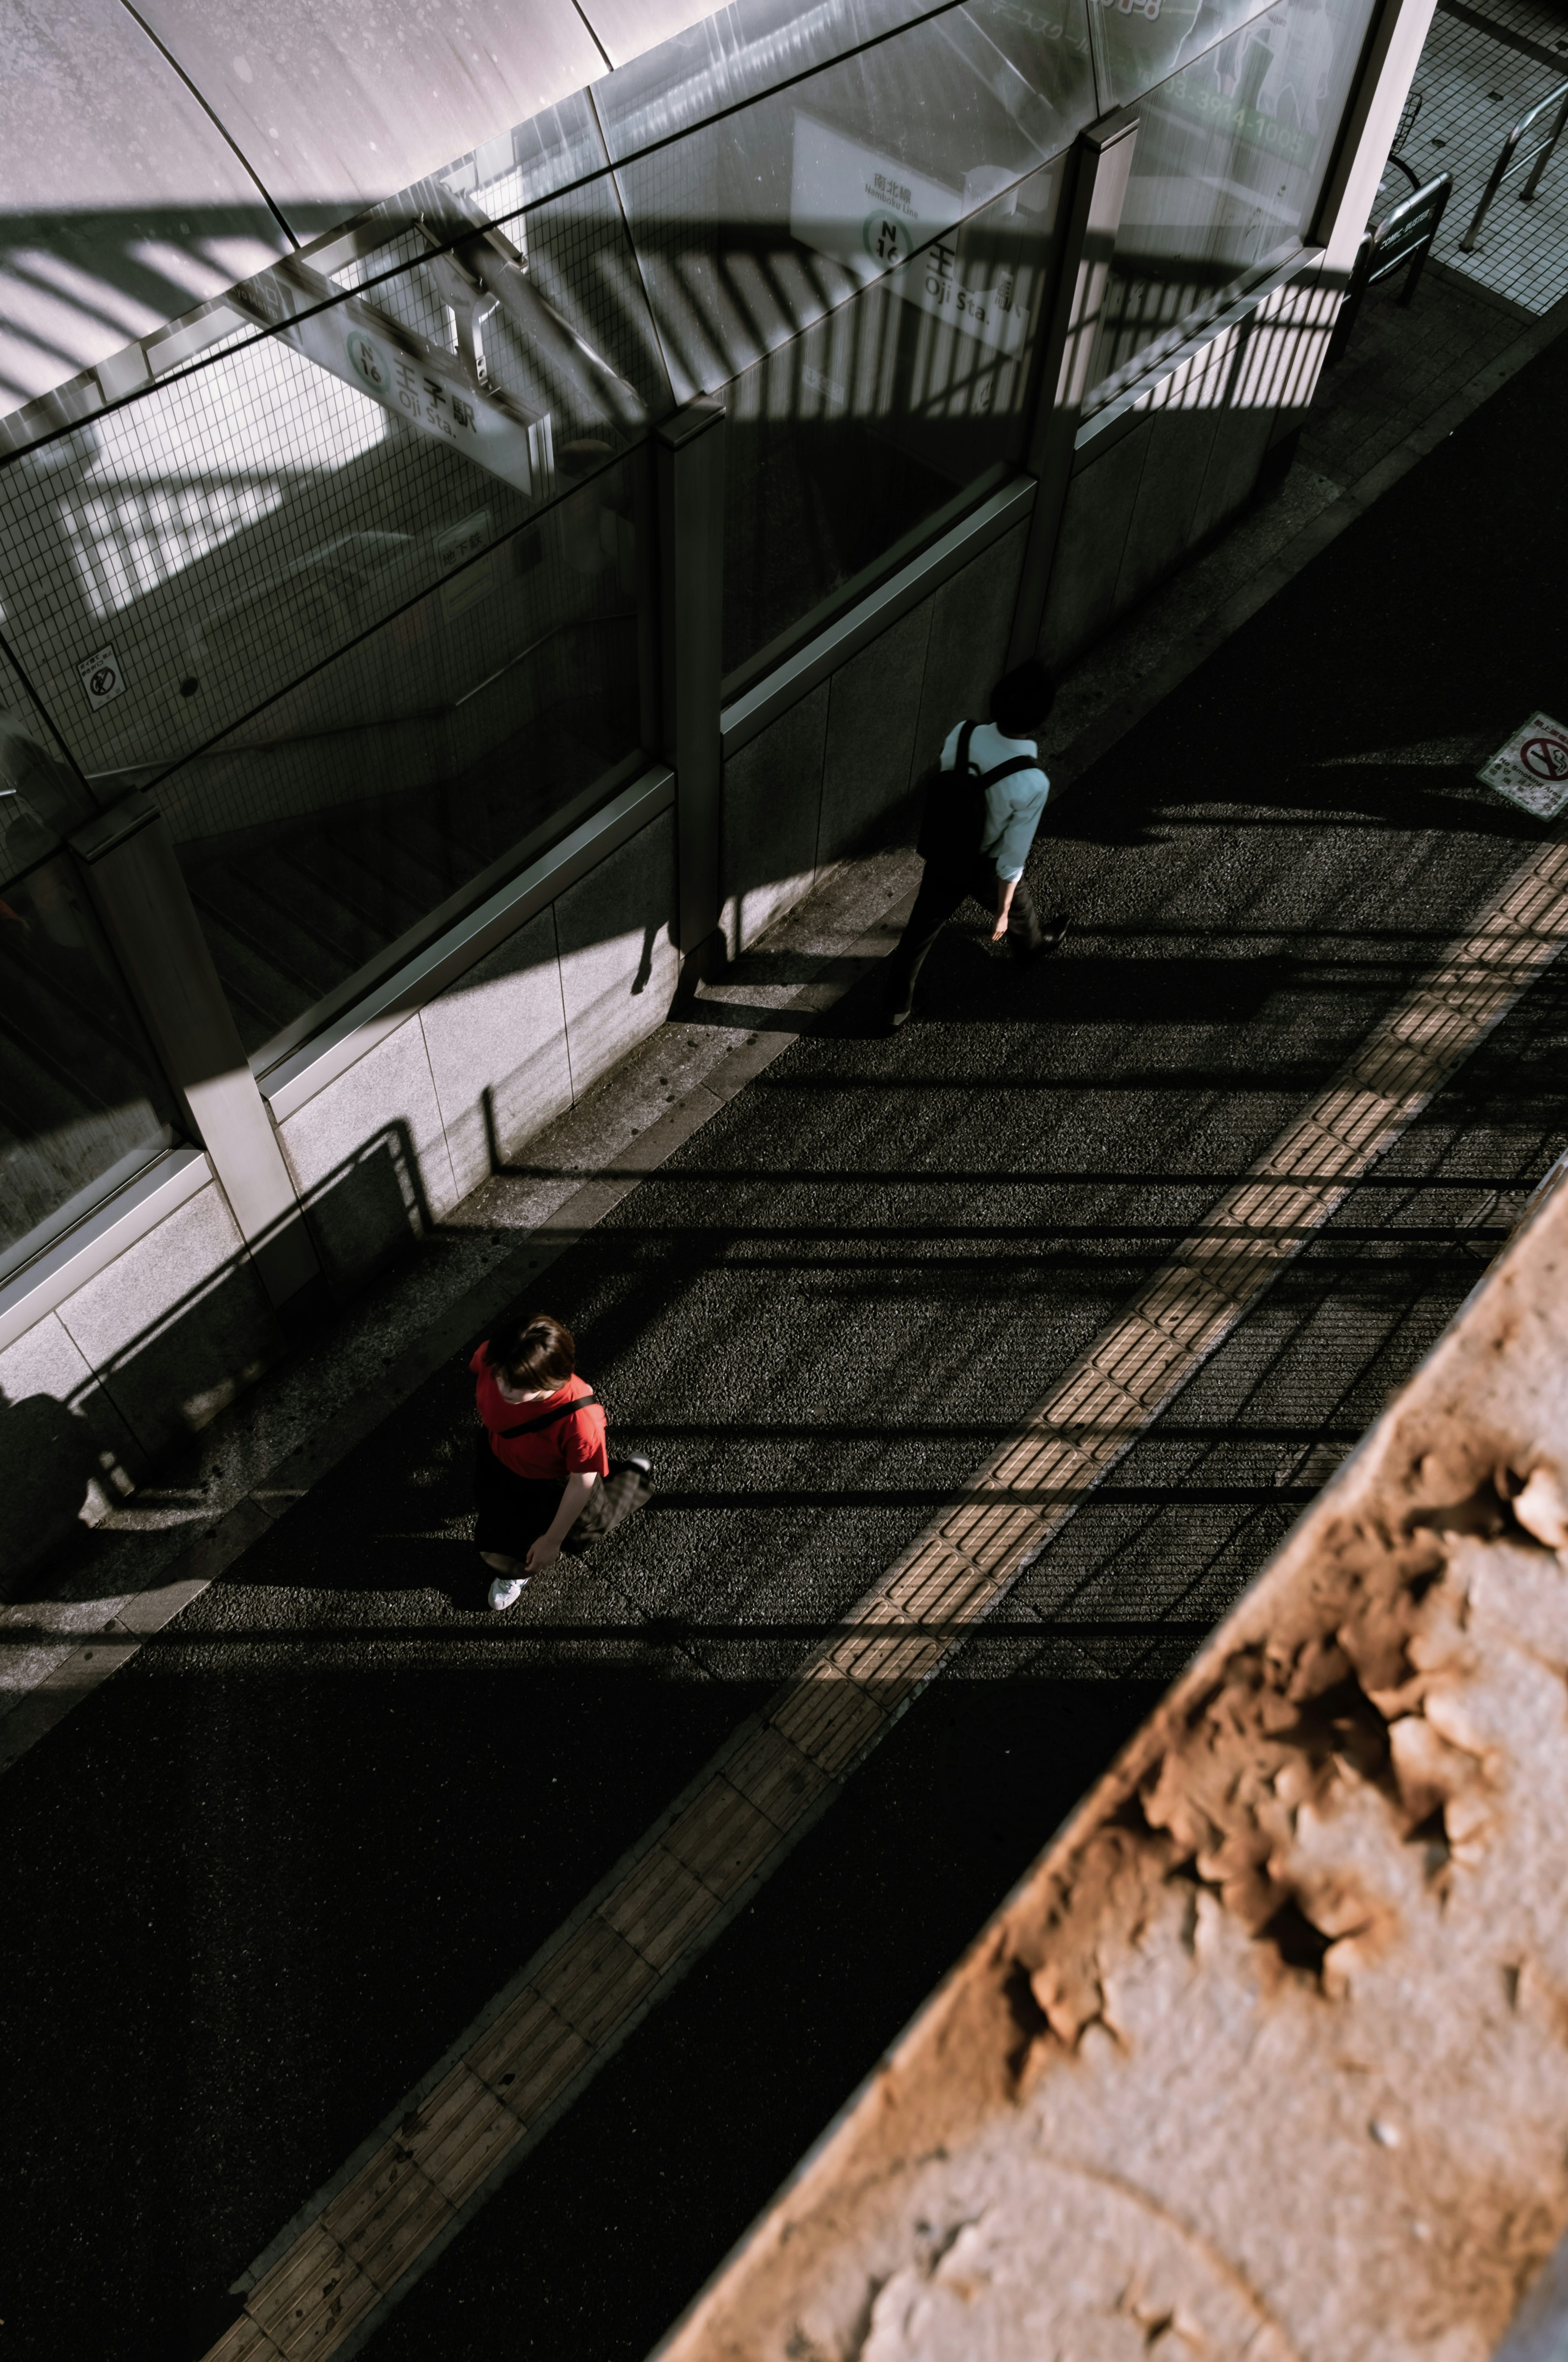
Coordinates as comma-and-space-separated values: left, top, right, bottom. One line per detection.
471, 1349, 610, 1481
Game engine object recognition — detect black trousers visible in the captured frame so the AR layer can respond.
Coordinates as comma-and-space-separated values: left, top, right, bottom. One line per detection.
886, 856, 1042, 1010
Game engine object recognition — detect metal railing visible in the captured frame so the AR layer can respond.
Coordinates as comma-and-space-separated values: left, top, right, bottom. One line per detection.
1460, 76, 1568, 252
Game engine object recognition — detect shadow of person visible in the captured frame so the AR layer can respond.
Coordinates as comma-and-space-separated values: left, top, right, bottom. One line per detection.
0, 1384, 103, 1597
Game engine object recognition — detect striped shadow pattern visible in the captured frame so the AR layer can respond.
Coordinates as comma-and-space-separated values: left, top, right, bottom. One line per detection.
203, 832, 1568, 2361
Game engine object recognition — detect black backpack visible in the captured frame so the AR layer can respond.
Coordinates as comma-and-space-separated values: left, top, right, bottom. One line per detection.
916, 721, 1038, 864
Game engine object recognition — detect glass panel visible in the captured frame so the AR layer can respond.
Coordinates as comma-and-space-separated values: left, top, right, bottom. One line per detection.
0, 642, 96, 889
1087, 0, 1377, 404
157, 456, 644, 1060
594, 0, 938, 162
613, 0, 1096, 405
0, 849, 180, 1270
1088, 0, 1281, 114
723, 155, 1067, 680
0, 175, 663, 793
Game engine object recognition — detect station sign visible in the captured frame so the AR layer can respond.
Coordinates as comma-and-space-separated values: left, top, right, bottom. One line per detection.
791, 116, 1031, 359
231, 261, 552, 504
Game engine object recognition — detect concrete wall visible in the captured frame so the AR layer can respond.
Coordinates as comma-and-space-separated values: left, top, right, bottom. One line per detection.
1040, 292, 1307, 673
276, 805, 679, 1290
720, 519, 1030, 956
0, 805, 678, 1590
0, 1169, 281, 1585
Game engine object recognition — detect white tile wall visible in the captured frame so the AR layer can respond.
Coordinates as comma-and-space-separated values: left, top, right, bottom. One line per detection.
1396, 0, 1568, 313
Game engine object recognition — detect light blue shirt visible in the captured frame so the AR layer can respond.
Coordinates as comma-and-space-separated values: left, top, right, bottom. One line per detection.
940, 721, 1049, 883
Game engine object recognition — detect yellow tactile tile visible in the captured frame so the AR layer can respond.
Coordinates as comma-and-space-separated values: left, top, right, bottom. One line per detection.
825, 1624, 944, 1703
534, 1917, 659, 2045
322, 2143, 451, 2292
466, 1985, 591, 2119
599, 1841, 722, 1969
770, 1671, 886, 1775
245, 2223, 375, 2358
398, 2065, 525, 2208
203, 2315, 278, 2361
988, 1432, 1087, 1494
721, 1724, 832, 1830
938, 1498, 1040, 1578
664, 1775, 781, 1898
886, 1548, 1001, 1628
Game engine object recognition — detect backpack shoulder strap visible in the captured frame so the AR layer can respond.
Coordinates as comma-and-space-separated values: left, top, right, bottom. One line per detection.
953, 720, 977, 775
977, 754, 1040, 790
497, 1390, 601, 1439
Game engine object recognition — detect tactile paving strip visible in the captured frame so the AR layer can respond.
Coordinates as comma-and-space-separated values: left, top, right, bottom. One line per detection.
202, 832, 1568, 2360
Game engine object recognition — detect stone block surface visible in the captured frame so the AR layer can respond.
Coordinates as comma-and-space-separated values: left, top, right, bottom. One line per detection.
1113, 404, 1225, 614
419, 906, 572, 1198
280, 1017, 457, 1288
722, 685, 829, 954
913, 520, 1029, 776
54, 1180, 278, 1457
554, 810, 679, 1100
819, 600, 933, 868
1189, 397, 1278, 547
1040, 426, 1148, 669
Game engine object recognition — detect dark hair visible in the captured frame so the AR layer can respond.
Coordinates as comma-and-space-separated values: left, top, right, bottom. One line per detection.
990, 659, 1056, 739
485, 1312, 576, 1391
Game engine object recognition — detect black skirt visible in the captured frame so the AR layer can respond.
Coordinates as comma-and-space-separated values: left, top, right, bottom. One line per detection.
473, 1432, 564, 1560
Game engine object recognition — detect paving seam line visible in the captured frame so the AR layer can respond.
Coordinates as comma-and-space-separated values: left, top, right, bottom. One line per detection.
10, 299, 1566, 1765
199, 827, 1568, 2362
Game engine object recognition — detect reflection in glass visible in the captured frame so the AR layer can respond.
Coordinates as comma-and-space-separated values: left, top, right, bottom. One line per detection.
612, 0, 1095, 405
1087, 0, 1377, 404
0, 661, 94, 889
158, 455, 644, 1060
0, 852, 180, 1269
0, 185, 665, 796
594, 0, 936, 162
724, 158, 1067, 681
1088, 0, 1282, 112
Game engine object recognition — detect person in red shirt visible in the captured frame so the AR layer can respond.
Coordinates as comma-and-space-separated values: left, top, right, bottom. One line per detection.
470, 1311, 610, 1611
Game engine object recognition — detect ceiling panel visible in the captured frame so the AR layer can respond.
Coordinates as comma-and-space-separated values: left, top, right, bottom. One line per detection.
135, 0, 610, 221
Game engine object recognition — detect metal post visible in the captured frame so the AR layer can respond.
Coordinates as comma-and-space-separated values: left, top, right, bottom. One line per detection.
71, 794, 322, 1313
1005, 108, 1140, 672
655, 395, 726, 971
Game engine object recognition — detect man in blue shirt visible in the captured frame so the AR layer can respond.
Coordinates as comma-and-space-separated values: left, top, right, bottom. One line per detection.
883, 659, 1065, 1030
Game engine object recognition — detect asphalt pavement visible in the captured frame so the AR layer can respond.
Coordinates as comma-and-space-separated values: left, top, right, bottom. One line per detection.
3, 323, 1568, 2362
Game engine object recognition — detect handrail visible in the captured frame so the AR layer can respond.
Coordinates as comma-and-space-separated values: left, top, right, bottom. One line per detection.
1459, 76, 1568, 252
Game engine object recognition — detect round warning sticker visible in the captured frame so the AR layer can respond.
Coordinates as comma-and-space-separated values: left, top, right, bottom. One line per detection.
346, 329, 390, 393
863, 212, 914, 268
1519, 734, 1568, 783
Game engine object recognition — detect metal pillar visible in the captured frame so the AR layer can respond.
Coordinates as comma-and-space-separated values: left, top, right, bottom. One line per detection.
655, 395, 726, 969
71, 794, 322, 1312
1006, 108, 1140, 671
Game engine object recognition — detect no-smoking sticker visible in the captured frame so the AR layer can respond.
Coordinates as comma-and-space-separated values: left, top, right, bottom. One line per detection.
1479, 711, 1568, 820
78, 646, 127, 710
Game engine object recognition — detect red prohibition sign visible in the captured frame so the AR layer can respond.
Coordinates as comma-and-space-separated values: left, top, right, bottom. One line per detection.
1519, 734, 1568, 782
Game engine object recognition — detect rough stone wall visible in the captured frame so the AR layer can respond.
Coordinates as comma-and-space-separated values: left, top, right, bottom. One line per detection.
656, 1165, 1568, 2362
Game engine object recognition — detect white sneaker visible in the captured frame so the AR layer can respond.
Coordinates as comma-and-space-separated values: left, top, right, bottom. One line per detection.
488, 1575, 527, 1611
